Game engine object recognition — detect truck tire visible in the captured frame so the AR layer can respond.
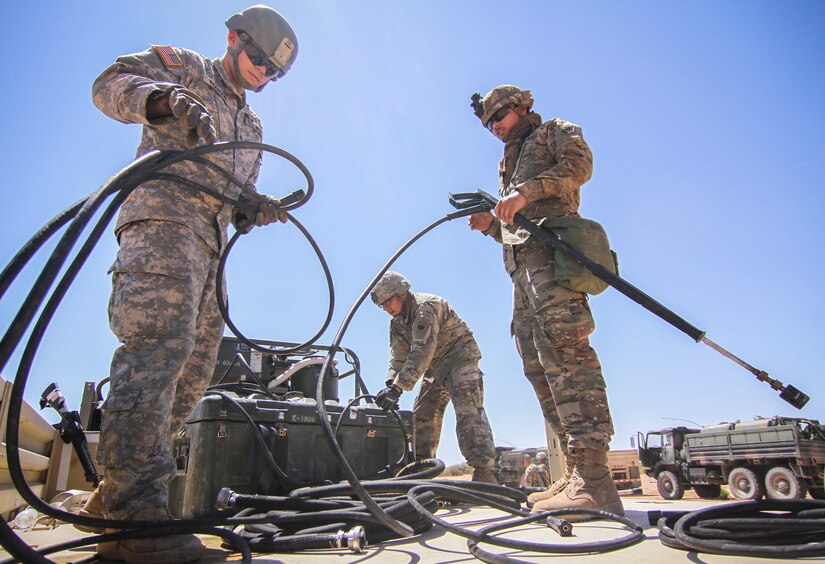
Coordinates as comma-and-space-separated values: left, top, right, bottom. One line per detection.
657, 471, 684, 500
765, 466, 807, 499
692, 484, 722, 499
727, 467, 763, 500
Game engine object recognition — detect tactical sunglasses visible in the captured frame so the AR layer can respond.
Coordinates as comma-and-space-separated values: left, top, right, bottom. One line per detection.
486, 107, 513, 131
243, 39, 285, 79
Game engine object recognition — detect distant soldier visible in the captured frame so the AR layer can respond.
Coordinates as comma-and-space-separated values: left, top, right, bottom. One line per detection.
467, 85, 622, 518
519, 454, 532, 486
524, 451, 552, 489
371, 272, 498, 483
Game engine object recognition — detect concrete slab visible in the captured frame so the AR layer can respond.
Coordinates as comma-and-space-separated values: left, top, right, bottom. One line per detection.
3, 496, 825, 563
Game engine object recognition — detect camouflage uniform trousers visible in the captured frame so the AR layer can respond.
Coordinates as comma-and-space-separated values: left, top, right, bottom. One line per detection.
96, 220, 225, 519
510, 242, 614, 452
412, 362, 496, 469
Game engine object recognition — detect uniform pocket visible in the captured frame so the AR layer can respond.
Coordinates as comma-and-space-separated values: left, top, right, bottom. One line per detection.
100, 388, 141, 413
540, 300, 595, 346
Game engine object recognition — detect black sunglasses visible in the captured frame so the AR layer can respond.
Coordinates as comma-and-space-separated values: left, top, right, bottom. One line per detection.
486, 107, 513, 131
242, 39, 285, 79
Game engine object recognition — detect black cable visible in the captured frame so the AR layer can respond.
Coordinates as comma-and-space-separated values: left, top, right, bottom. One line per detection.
332, 394, 411, 472
467, 510, 644, 562
0, 525, 252, 564
0, 197, 85, 300
216, 212, 335, 356
391, 458, 446, 481
666, 499, 825, 557
0, 142, 319, 562
400, 483, 643, 560
289, 479, 525, 511
204, 391, 290, 483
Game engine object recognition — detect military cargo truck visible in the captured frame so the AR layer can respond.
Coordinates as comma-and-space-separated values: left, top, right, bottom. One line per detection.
637, 417, 825, 500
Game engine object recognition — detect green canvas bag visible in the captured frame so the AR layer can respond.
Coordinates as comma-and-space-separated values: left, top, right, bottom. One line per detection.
541, 216, 618, 295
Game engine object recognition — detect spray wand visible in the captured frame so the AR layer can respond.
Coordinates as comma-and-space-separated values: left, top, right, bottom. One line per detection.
448, 189, 810, 410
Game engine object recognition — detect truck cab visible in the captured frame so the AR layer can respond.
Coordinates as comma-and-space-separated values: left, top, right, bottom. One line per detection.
637, 426, 710, 500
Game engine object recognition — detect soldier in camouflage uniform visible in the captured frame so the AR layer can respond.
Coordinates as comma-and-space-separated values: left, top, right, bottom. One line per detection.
371, 272, 498, 484
81, 6, 299, 562
524, 452, 552, 489
468, 85, 622, 518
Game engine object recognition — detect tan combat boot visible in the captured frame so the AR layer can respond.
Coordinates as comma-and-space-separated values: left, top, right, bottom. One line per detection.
97, 506, 204, 564
74, 482, 104, 533
526, 451, 576, 507
531, 447, 623, 521
471, 466, 499, 485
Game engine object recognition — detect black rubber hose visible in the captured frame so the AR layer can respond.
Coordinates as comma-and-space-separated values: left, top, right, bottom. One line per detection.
204, 391, 290, 483
402, 483, 643, 560
0, 142, 319, 561
0, 150, 167, 375
216, 212, 335, 356
332, 394, 411, 472
219, 491, 363, 512
467, 510, 644, 561
233, 491, 438, 549
0, 197, 85, 300
0, 525, 251, 564
391, 458, 446, 480
289, 478, 526, 508
670, 499, 825, 557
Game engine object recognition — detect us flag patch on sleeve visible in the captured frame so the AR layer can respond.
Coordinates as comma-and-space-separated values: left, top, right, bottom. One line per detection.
151, 45, 183, 68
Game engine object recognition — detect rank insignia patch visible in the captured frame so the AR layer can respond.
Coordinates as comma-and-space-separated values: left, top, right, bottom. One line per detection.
152, 45, 183, 68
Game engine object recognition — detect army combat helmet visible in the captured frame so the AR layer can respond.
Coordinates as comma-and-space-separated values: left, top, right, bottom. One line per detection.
370, 272, 411, 306
471, 85, 533, 129
226, 4, 298, 92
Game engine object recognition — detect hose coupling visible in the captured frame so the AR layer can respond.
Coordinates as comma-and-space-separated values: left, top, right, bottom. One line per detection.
216, 487, 238, 510
334, 525, 367, 553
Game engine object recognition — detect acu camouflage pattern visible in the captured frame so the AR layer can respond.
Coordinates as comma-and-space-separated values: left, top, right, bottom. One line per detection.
93, 46, 263, 253
524, 461, 552, 488
483, 114, 614, 452
387, 292, 495, 468
93, 46, 263, 519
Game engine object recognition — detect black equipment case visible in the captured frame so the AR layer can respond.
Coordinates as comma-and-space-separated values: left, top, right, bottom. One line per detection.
169, 394, 414, 518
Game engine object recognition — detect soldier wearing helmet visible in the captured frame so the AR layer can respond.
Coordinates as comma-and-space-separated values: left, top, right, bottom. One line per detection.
524, 451, 552, 489
84, 6, 299, 562
371, 272, 498, 484
468, 85, 622, 518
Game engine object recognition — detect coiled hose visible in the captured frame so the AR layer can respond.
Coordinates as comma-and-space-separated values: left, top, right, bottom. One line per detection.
0, 142, 328, 563
653, 499, 825, 558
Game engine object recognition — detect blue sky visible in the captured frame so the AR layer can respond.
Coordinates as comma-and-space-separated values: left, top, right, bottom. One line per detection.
1, 1, 824, 466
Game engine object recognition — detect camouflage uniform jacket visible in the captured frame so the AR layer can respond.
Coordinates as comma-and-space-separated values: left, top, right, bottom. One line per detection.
93, 46, 263, 253
485, 119, 593, 273
524, 462, 552, 488
387, 292, 481, 392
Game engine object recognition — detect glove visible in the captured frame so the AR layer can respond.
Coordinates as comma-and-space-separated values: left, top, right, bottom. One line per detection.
232, 195, 287, 233
169, 87, 217, 148
375, 385, 402, 411
254, 195, 288, 226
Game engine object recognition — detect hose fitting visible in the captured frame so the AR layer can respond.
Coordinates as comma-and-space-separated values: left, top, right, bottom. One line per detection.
334, 526, 367, 553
